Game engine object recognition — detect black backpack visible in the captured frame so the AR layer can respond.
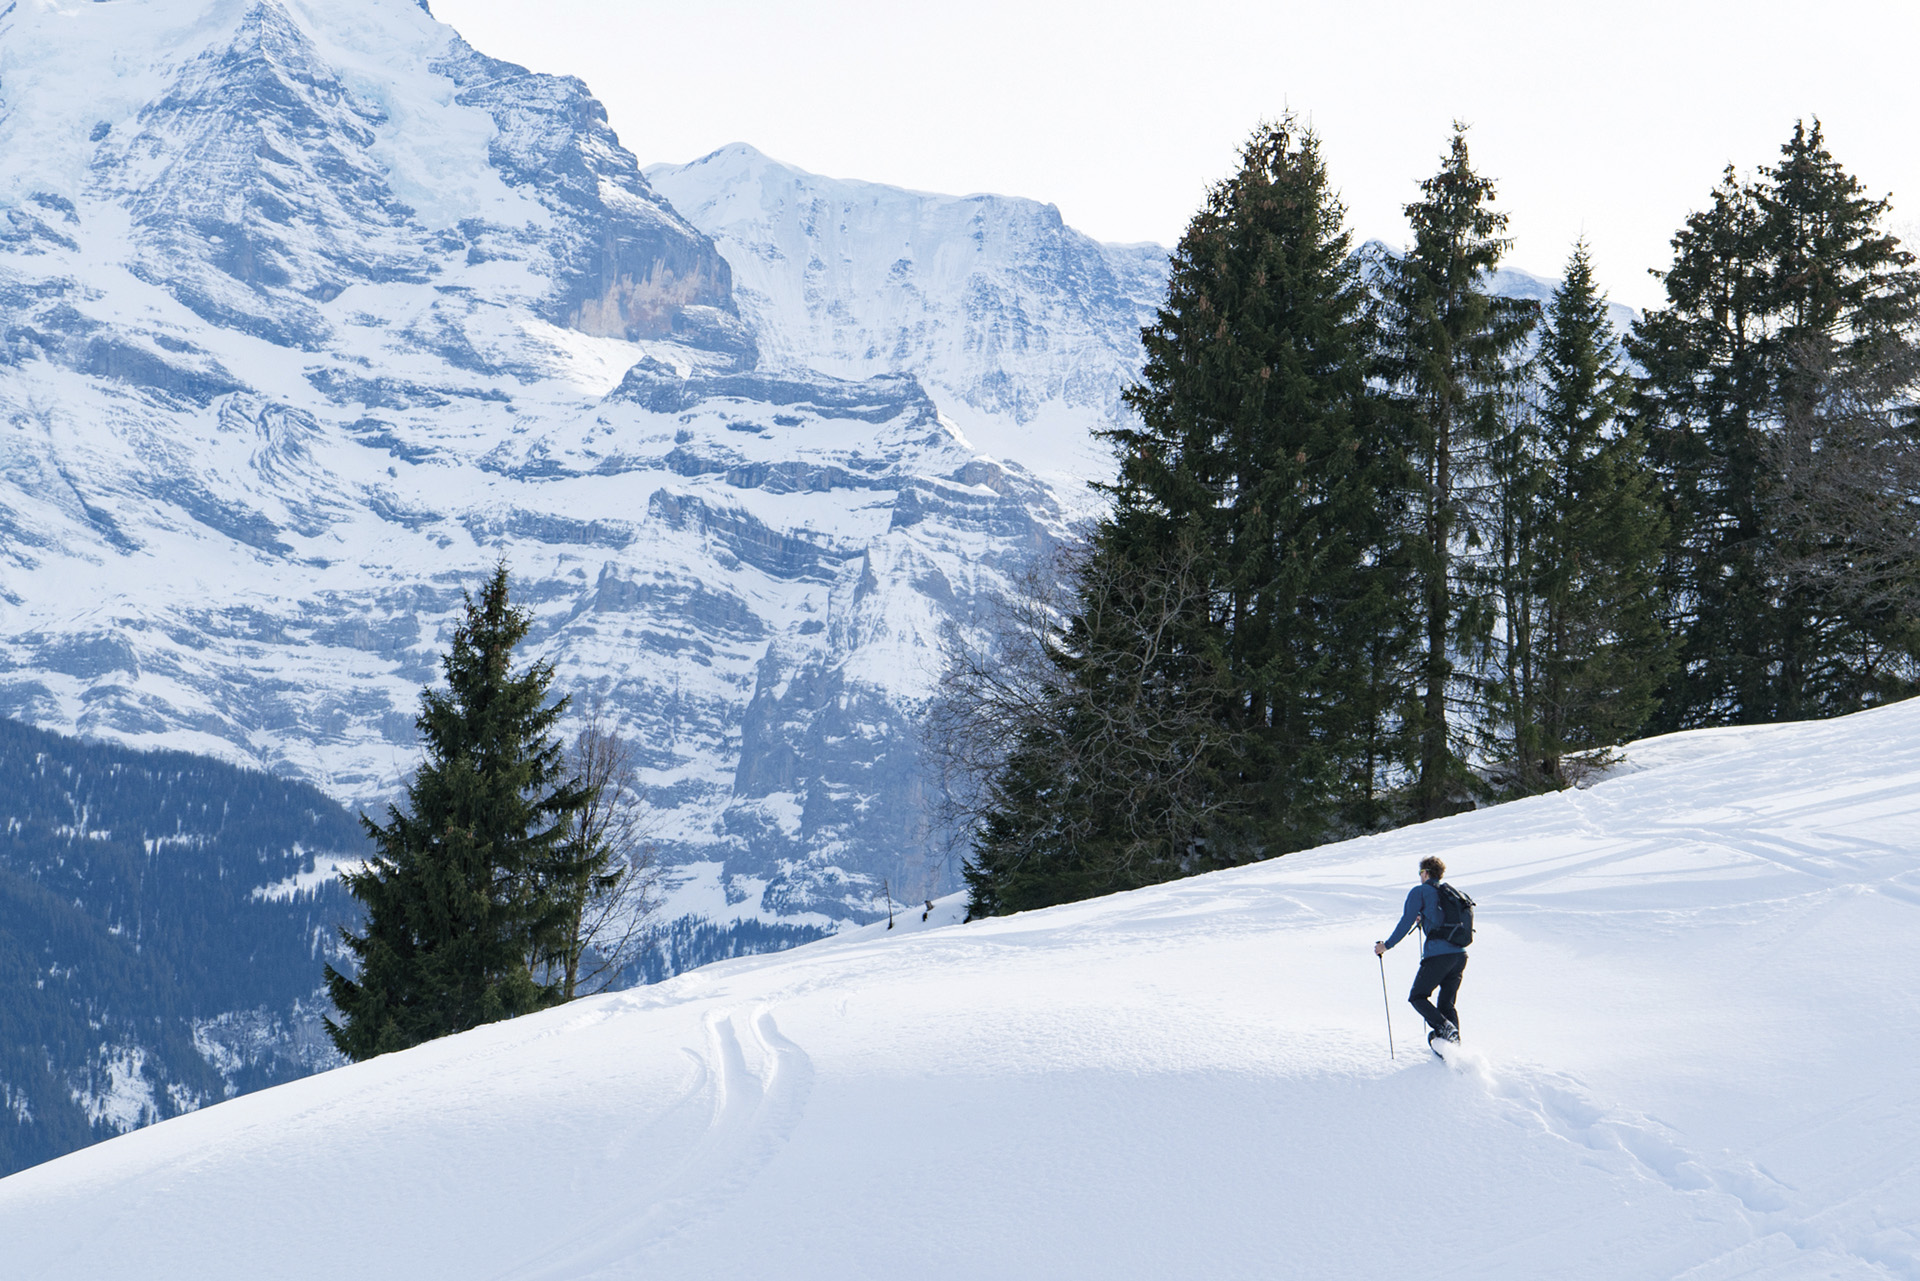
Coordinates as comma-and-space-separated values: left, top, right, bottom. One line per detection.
1430, 882, 1475, 948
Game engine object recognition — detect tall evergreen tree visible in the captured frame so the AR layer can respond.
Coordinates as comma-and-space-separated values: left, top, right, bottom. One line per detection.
1631, 120, 1920, 727
1759, 121, 1920, 715
1106, 113, 1411, 856
1492, 243, 1672, 781
325, 567, 591, 1061
1375, 127, 1537, 819
960, 115, 1409, 915
1627, 165, 1768, 728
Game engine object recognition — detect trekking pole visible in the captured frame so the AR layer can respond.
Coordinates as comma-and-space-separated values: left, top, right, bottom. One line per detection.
1377, 950, 1395, 1060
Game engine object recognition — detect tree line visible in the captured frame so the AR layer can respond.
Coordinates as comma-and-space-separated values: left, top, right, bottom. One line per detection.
325, 567, 660, 1061
944, 115, 1920, 918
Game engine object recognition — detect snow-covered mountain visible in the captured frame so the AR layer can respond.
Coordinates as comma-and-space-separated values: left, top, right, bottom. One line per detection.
1360, 240, 1641, 336
648, 144, 1168, 495
0, 0, 1080, 942
8, 699, 1918, 1276
1485, 259, 1642, 335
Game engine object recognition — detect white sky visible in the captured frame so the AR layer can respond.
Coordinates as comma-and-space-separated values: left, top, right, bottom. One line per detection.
430, 0, 1920, 310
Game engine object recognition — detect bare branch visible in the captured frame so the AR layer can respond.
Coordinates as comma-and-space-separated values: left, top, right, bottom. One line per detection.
927, 534, 1248, 898
543, 700, 664, 998
1769, 334, 1920, 629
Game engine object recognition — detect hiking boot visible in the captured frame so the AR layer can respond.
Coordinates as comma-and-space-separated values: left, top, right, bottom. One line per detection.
1434, 1021, 1461, 1044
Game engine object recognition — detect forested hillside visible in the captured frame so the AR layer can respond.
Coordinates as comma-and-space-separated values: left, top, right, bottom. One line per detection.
0, 718, 363, 1175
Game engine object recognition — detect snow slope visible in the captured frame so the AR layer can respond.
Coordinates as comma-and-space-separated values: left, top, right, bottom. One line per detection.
7, 699, 1918, 1278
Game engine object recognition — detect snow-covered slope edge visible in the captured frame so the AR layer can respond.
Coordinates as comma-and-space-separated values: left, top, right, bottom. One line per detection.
7, 698, 1917, 1277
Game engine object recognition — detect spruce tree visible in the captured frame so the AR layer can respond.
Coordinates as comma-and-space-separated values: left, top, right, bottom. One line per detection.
1628, 165, 1767, 728
325, 567, 591, 1060
1505, 243, 1672, 778
963, 115, 1408, 915
1375, 127, 1536, 818
1108, 113, 1410, 857
1758, 121, 1920, 714
1631, 120, 1920, 727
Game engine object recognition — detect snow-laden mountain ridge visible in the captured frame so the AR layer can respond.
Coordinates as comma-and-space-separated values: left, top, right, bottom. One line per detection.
648, 143, 1169, 493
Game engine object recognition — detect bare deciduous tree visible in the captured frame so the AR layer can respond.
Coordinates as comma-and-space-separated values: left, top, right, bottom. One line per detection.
544, 704, 663, 999
928, 536, 1245, 913
1770, 336, 1920, 630
924, 547, 1076, 834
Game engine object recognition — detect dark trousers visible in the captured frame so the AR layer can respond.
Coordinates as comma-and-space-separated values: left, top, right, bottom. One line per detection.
1409, 952, 1467, 1034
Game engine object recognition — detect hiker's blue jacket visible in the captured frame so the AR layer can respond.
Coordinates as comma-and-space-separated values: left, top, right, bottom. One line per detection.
1383, 882, 1464, 960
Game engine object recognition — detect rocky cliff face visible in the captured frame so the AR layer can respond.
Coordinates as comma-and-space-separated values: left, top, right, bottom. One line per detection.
0, 0, 1086, 950
78, 0, 741, 354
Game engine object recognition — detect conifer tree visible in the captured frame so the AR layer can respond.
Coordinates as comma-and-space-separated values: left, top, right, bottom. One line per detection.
959, 115, 1409, 915
1628, 165, 1768, 728
1631, 120, 1920, 727
1375, 127, 1536, 818
1758, 121, 1920, 714
325, 566, 591, 1060
1495, 243, 1672, 781
1107, 113, 1410, 856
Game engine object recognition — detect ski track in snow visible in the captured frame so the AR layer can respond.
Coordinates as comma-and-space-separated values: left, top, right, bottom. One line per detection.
498, 1006, 815, 1280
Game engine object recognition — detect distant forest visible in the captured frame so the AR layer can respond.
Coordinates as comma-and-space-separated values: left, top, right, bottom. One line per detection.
0, 717, 363, 1176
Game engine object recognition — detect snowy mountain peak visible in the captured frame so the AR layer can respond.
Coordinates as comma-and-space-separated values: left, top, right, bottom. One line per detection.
648, 144, 1170, 492
2, 0, 741, 356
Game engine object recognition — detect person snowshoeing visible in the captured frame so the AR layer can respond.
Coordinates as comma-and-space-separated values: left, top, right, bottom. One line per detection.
1374, 855, 1468, 1050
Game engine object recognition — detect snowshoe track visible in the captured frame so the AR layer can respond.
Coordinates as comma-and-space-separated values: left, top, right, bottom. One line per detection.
496, 1006, 813, 1279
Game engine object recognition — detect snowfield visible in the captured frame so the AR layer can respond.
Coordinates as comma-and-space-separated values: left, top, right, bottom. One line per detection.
5, 700, 1919, 1279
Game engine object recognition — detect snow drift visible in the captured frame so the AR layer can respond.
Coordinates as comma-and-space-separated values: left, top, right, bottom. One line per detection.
5, 698, 1918, 1278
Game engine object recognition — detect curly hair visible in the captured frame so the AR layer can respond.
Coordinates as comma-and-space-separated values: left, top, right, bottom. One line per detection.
1419, 856, 1446, 880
